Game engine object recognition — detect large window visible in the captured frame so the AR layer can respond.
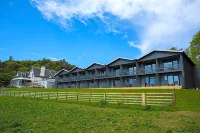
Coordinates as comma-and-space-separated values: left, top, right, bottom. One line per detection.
145, 76, 154, 87
164, 75, 180, 86
133, 66, 137, 74
115, 69, 120, 76
163, 60, 179, 71
145, 64, 156, 73
129, 67, 133, 74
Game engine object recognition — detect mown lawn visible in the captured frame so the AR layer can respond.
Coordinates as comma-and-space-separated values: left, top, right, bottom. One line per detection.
0, 96, 200, 133
0, 88, 200, 132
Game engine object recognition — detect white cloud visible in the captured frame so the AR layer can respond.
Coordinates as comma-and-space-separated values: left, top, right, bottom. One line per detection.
32, 53, 62, 61
30, 0, 200, 54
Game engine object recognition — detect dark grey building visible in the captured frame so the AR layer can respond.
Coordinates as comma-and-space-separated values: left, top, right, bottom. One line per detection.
55, 50, 200, 89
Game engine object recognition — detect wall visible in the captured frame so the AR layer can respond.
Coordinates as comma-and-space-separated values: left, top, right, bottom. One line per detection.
195, 67, 200, 88
182, 55, 195, 88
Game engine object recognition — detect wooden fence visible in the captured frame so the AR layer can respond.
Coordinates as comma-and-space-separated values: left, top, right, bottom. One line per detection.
0, 91, 176, 107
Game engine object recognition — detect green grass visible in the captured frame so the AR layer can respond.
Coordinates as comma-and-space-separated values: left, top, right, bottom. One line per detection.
0, 88, 200, 132
2, 88, 175, 93
1, 88, 200, 111
0, 96, 200, 133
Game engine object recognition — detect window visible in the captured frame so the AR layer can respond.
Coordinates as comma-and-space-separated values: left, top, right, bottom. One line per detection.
174, 75, 179, 86
150, 77, 154, 86
145, 64, 156, 73
145, 65, 151, 73
133, 67, 137, 74
100, 70, 105, 75
168, 75, 173, 85
145, 76, 149, 87
163, 60, 179, 71
145, 76, 154, 87
129, 79, 133, 85
129, 67, 133, 74
164, 75, 180, 86
115, 69, 120, 76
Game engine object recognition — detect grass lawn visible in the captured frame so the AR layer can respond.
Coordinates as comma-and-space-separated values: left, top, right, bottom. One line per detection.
0, 88, 200, 132
0, 96, 200, 133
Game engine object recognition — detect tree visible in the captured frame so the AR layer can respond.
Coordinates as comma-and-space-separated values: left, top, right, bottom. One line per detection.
170, 47, 183, 51
186, 31, 200, 66
9, 56, 14, 61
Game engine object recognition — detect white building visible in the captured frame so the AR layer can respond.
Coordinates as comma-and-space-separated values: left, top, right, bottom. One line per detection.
11, 66, 56, 88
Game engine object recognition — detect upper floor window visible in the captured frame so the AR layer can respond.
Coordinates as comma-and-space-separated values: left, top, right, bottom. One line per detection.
163, 60, 179, 71
115, 69, 120, 76
100, 70, 105, 75
145, 64, 156, 73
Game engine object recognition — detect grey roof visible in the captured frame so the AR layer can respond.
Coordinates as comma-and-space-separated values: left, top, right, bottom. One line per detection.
54, 69, 69, 77
16, 72, 30, 78
32, 67, 56, 78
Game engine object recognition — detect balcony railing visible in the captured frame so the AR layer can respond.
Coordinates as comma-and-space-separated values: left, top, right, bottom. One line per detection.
158, 65, 180, 72
121, 71, 136, 76
137, 68, 157, 74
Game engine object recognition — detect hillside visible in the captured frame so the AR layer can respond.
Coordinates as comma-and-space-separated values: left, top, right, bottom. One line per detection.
0, 58, 75, 87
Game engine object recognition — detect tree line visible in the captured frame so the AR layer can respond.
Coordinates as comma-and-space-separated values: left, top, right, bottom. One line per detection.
0, 58, 75, 87
170, 31, 200, 67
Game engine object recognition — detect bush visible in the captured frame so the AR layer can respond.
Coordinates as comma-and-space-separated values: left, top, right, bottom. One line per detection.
100, 99, 107, 105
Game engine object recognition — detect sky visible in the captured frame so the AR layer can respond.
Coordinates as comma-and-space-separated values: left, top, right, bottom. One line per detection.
0, 0, 200, 68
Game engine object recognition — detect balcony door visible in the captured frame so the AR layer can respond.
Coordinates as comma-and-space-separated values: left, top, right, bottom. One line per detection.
145, 76, 154, 87
164, 75, 180, 86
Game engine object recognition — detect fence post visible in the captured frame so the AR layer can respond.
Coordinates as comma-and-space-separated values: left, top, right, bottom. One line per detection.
89, 93, 91, 103
41, 92, 43, 99
122, 93, 124, 103
77, 93, 79, 101
104, 93, 106, 101
173, 89, 176, 107
48, 92, 50, 99
56, 92, 58, 100
66, 92, 68, 100
142, 93, 146, 106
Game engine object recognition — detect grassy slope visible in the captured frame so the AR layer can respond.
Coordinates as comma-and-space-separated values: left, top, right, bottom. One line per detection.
0, 96, 200, 133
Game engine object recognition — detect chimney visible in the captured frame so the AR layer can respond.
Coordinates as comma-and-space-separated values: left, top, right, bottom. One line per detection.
40, 66, 45, 77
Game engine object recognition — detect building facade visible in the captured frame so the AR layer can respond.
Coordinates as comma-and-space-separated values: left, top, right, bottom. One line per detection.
11, 66, 56, 88
55, 50, 200, 89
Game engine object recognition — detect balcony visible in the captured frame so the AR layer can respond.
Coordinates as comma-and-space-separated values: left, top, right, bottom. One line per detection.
158, 64, 181, 73
121, 71, 136, 76
106, 72, 120, 78
137, 68, 157, 75
95, 74, 106, 79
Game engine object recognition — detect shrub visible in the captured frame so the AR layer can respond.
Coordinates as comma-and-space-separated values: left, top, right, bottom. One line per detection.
100, 99, 107, 105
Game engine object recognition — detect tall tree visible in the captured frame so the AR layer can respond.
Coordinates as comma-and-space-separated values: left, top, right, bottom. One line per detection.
186, 31, 200, 66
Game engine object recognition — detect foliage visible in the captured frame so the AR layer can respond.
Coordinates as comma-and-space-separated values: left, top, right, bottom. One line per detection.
0, 57, 75, 87
100, 99, 107, 105
170, 47, 183, 51
186, 31, 200, 66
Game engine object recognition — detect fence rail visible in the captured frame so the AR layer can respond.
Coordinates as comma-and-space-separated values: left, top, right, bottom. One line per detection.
0, 91, 175, 107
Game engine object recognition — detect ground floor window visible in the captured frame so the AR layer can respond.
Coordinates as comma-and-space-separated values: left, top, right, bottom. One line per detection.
145, 76, 154, 87
164, 75, 179, 86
